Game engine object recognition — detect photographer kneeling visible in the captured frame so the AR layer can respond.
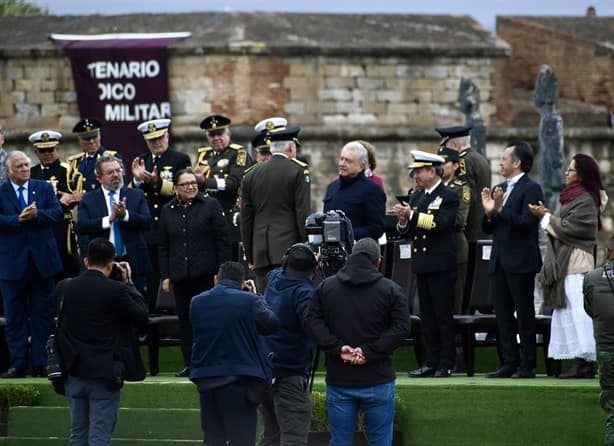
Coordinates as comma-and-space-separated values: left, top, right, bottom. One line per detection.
57, 238, 148, 445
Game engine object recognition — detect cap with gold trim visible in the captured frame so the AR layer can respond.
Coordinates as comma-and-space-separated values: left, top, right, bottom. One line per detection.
72, 118, 101, 139
437, 147, 460, 163
137, 118, 171, 140
28, 130, 62, 149
200, 115, 230, 135
254, 117, 287, 134
435, 125, 472, 145
408, 150, 445, 169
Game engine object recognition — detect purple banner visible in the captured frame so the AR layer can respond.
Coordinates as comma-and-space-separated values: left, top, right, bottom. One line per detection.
51, 33, 189, 170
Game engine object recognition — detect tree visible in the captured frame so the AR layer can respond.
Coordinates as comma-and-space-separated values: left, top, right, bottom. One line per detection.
0, 0, 47, 16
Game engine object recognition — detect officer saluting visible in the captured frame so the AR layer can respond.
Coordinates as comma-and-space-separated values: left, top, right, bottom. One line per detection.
194, 115, 253, 259
29, 130, 80, 279
131, 118, 191, 308
68, 118, 120, 193
394, 150, 459, 378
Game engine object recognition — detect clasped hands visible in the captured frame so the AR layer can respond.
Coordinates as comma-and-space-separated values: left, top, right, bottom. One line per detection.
18, 201, 37, 222
390, 201, 412, 225
340, 345, 366, 365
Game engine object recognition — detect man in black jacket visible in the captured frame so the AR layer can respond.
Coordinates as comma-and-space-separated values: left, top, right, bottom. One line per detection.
305, 238, 409, 446
58, 238, 148, 445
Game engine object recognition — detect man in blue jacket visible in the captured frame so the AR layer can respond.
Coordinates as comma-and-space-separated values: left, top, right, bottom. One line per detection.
260, 243, 318, 446
190, 261, 279, 446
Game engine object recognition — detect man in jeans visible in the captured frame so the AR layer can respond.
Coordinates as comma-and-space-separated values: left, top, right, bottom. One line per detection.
260, 243, 318, 446
306, 238, 410, 445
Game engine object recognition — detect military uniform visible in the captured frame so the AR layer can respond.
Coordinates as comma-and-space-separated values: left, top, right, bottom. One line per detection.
67, 146, 120, 193
445, 176, 470, 312
457, 147, 491, 243
398, 151, 459, 377
584, 259, 614, 446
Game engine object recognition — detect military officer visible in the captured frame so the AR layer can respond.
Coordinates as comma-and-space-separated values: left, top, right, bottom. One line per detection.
193, 115, 253, 259
394, 150, 459, 378
132, 118, 191, 309
68, 118, 121, 193
436, 125, 491, 305
252, 116, 289, 164
438, 147, 470, 313
29, 130, 80, 279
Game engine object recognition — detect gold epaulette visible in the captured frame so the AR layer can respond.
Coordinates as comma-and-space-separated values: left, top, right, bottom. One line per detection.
102, 149, 117, 156
60, 162, 70, 170
291, 158, 308, 168
416, 212, 436, 231
459, 150, 469, 158
243, 163, 260, 175
229, 143, 244, 150
68, 153, 85, 161
197, 146, 213, 154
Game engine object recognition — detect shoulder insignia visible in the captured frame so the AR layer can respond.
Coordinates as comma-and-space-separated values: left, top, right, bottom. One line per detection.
236, 149, 247, 167
60, 162, 70, 170
459, 149, 469, 158
229, 143, 244, 150
459, 159, 467, 177
462, 185, 471, 204
69, 153, 85, 161
197, 146, 213, 153
291, 158, 308, 168
244, 163, 260, 175
102, 149, 117, 156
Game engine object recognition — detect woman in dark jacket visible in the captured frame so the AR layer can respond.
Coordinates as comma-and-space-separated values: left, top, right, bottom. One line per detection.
159, 170, 231, 376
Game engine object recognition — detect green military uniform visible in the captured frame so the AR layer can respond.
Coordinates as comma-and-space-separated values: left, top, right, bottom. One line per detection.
458, 147, 491, 243
445, 176, 471, 313
584, 259, 614, 446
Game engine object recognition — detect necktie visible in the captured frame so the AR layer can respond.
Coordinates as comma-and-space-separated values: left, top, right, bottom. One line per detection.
17, 186, 27, 210
109, 191, 124, 257
503, 180, 515, 206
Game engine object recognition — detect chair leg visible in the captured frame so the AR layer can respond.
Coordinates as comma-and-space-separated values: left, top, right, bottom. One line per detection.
463, 326, 475, 377
414, 331, 423, 366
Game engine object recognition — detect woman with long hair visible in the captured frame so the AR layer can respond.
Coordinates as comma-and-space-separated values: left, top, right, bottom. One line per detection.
530, 153, 608, 378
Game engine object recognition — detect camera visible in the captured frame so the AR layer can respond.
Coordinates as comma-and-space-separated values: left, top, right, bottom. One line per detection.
305, 210, 355, 277
46, 334, 63, 380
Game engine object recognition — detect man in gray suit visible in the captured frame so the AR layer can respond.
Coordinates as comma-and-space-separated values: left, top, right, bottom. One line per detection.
240, 125, 311, 292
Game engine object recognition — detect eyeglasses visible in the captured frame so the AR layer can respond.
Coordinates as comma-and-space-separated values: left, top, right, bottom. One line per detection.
176, 181, 198, 189
36, 147, 56, 154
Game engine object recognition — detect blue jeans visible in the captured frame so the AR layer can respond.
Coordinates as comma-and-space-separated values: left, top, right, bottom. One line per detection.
326, 381, 395, 446
65, 376, 121, 446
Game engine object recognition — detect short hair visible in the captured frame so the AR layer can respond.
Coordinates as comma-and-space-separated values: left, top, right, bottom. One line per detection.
356, 140, 377, 170
507, 141, 534, 173
283, 243, 318, 275
94, 154, 122, 175
173, 169, 195, 185
217, 261, 245, 283
434, 165, 444, 177
5, 150, 31, 172
341, 141, 368, 166
87, 238, 116, 267
270, 140, 293, 154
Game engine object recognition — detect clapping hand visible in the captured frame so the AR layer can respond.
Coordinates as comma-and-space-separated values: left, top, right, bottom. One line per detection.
528, 201, 549, 218
18, 201, 37, 222
131, 158, 158, 184
391, 201, 411, 224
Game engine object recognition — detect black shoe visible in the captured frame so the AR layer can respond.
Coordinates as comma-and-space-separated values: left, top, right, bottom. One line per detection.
175, 366, 191, 378
1, 368, 26, 379
434, 368, 452, 378
511, 368, 536, 379
485, 366, 516, 378
31, 366, 47, 378
409, 366, 436, 378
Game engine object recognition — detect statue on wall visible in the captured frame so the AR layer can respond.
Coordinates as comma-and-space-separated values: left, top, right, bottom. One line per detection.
534, 65, 566, 211
459, 78, 487, 157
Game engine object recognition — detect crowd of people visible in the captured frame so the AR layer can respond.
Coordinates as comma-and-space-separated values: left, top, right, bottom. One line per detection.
0, 116, 611, 445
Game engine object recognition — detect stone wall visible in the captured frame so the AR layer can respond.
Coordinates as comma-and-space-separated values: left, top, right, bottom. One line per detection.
497, 17, 614, 111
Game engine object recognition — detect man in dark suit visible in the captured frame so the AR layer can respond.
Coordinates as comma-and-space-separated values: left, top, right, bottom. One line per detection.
77, 155, 152, 297
482, 141, 544, 378
131, 119, 191, 308
29, 130, 80, 279
68, 118, 121, 194
58, 238, 148, 445
0, 150, 63, 378
240, 125, 311, 292
394, 150, 459, 378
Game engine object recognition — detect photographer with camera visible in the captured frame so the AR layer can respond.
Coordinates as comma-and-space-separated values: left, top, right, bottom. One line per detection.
190, 261, 279, 446
305, 238, 409, 446
56, 238, 148, 445
259, 244, 318, 446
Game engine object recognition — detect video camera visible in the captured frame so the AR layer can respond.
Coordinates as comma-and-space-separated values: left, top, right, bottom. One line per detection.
305, 210, 355, 277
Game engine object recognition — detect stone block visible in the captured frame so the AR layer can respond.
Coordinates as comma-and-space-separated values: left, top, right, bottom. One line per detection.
27, 91, 54, 104
397, 65, 424, 78
305, 102, 336, 114
7, 91, 25, 103
423, 65, 449, 79
0, 80, 12, 91
407, 90, 432, 104
385, 78, 410, 89
412, 78, 438, 91
284, 101, 305, 114
362, 102, 387, 114
289, 62, 313, 76
42, 103, 68, 117
356, 77, 384, 89
377, 90, 404, 103
6, 66, 24, 79
336, 102, 359, 113
14, 79, 36, 91
432, 89, 459, 103
366, 65, 396, 77
283, 76, 310, 89
376, 114, 408, 126
388, 103, 418, 115
325, 77, 355, 89
25, 65, 51, 80
339, 65, 365, 77
0, 102, 13, 118
347, 113, 377, 124
56, 91, 77, 102
323, 65, 341, 76
15, 103, 40, 120
318, 89, 353, 102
